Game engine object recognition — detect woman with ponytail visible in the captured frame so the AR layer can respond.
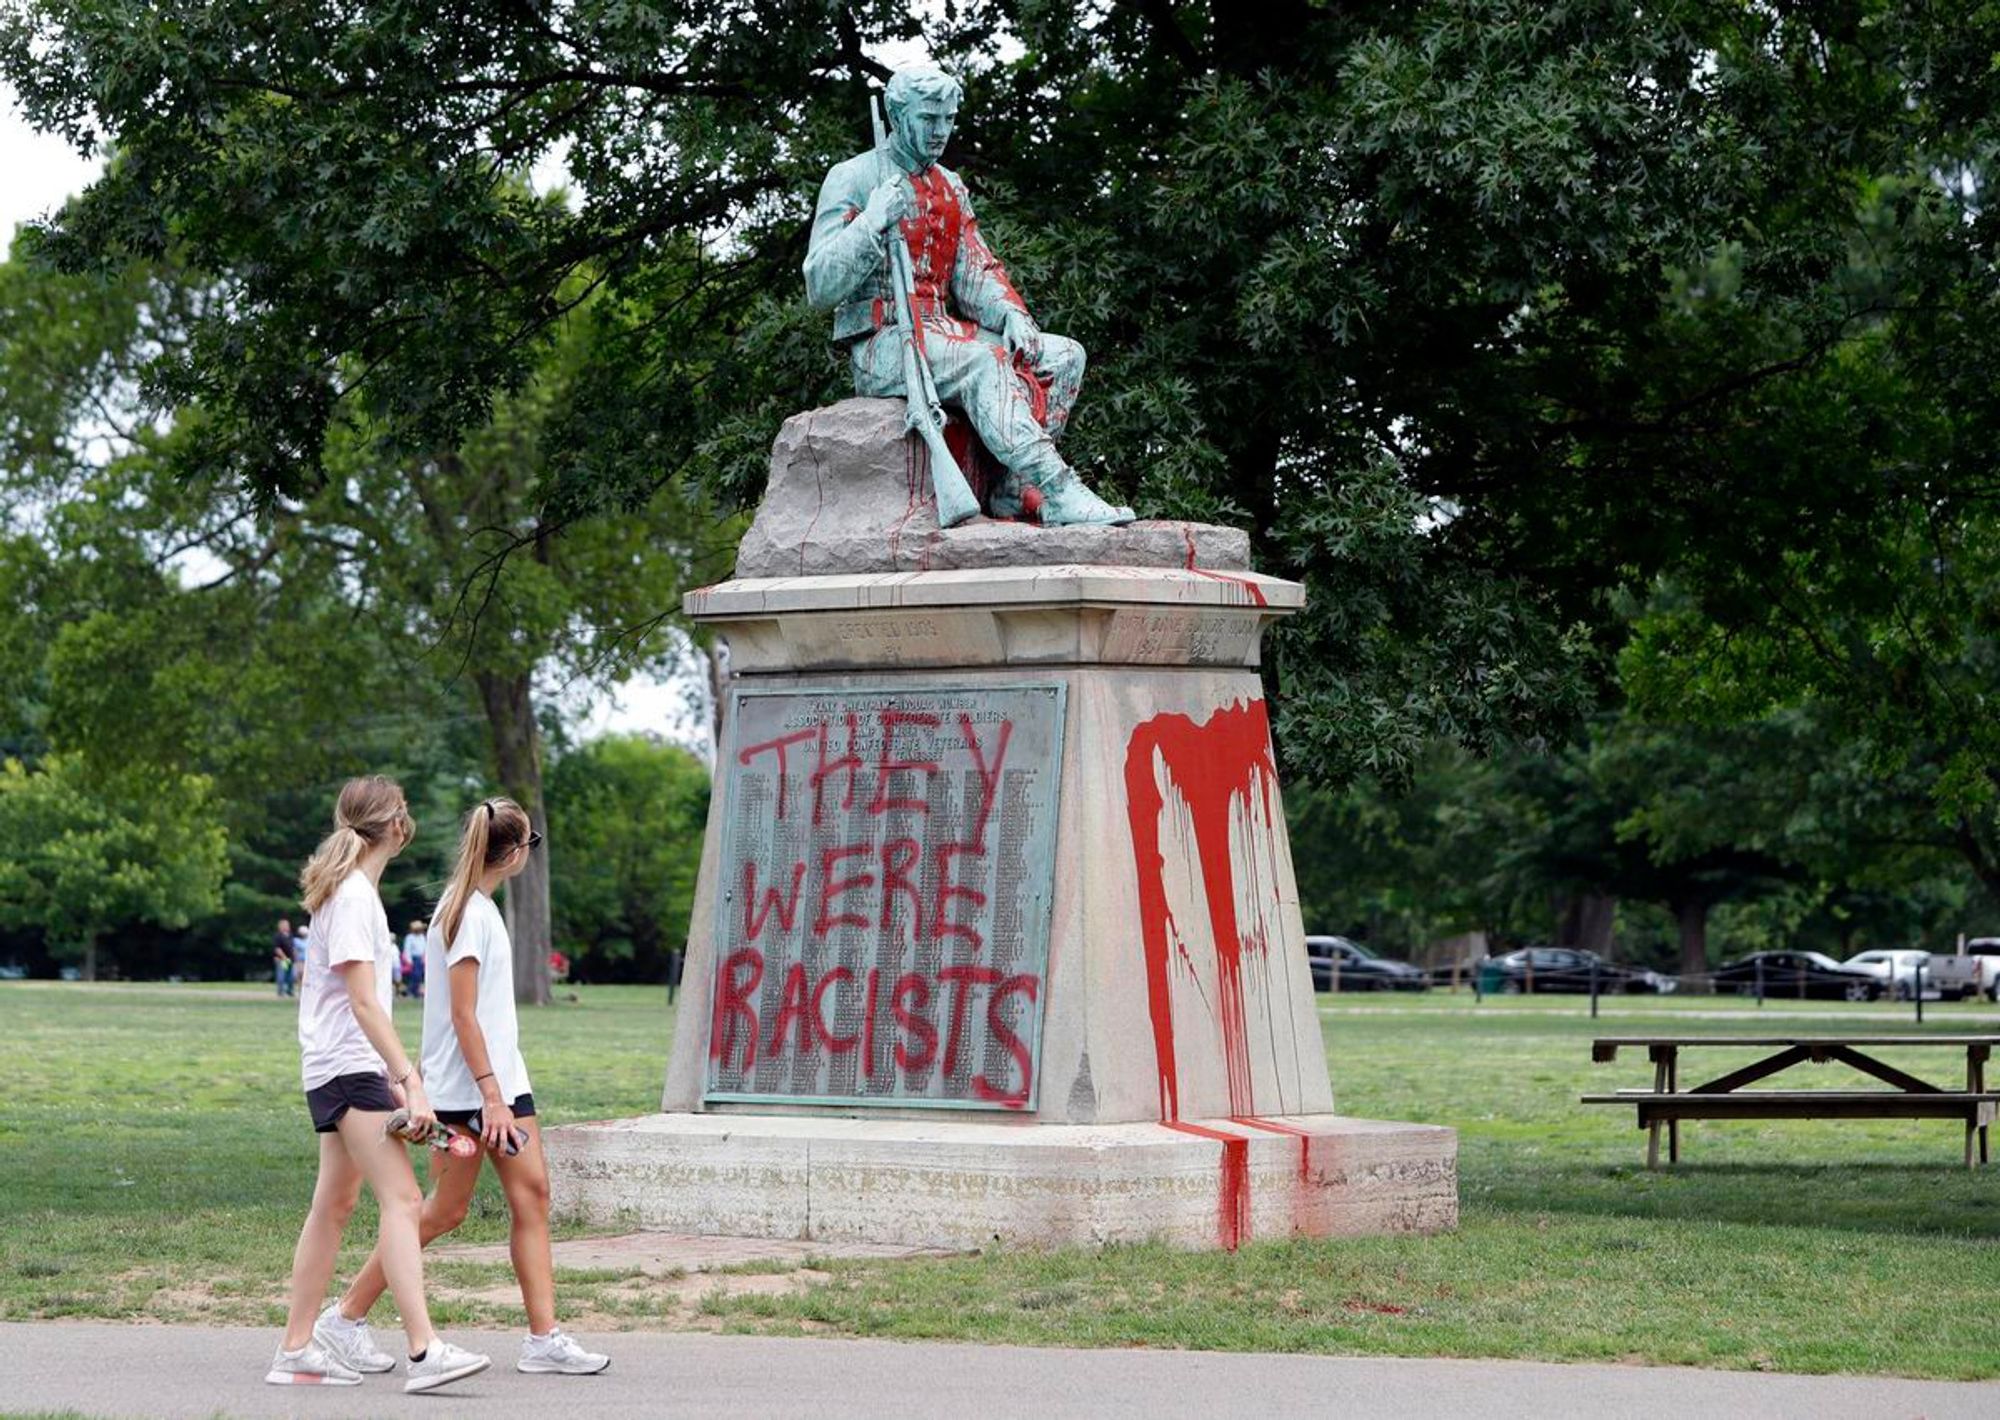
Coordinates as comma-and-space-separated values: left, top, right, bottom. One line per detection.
331, 796, 610, 1377
269, 777, 490, 1393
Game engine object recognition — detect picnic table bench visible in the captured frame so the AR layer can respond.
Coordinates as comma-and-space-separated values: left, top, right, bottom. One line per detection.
1581, 1036, 2000, 1169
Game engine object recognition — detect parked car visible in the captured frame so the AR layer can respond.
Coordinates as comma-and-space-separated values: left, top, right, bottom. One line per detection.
1712, 951, 1881, 1001
1476, 947, 1677, 995
1938, 939, 2000, 1002
1842, 949, 1939, 1001
1304, 936, 1430, 992
1916, 950, 1984, 1002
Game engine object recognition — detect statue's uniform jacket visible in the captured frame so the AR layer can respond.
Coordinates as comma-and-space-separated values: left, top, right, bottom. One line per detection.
804, 150, 1086, 477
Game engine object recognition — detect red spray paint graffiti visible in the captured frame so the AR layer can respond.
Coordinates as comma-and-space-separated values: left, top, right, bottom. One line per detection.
1232, 1115, 1313, 1184
1123, 698, 1282, 1122
709, 695, 1053, 1110
1179, 528, 1270, 607
1162, 1119, 1251, 1251
1124, 697, 1292, 1248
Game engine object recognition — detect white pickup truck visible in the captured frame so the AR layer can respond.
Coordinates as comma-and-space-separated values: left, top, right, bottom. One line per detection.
1925, 940, 2000, 1002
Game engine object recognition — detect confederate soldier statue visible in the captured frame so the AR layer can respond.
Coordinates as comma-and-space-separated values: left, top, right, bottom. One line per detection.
804, 65, 1134, 527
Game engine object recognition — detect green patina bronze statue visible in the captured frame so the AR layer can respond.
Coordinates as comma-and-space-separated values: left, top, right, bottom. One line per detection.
805, 65, 1135, 528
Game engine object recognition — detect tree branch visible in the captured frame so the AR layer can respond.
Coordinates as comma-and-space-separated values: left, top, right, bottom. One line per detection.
1119, 0, 1206, 72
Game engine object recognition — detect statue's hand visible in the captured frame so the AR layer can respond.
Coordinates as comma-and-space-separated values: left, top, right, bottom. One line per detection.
1002, 308, 1043, 363
862, 176, 914, 234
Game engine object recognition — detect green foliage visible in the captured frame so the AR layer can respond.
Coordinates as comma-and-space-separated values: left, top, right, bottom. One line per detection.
1625, 534, 2000, 897
10, 2, 2000, 965
0, 238, 722, 982
1287, 714, 1996, 967
1287, 745, 1515, 948
546, 733, 710, 982
29, 2, 2000, 779
0, 756, 227, 973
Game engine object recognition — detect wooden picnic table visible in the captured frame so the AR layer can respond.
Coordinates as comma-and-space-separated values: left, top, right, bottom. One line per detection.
1581, 1035, 2000, 1169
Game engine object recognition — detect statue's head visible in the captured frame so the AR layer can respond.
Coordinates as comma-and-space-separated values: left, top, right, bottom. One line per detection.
884, 65, 961, 170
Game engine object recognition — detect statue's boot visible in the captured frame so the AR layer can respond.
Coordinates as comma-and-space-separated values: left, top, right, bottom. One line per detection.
1035, 468, 1135, 526
988, 467, 1042, 522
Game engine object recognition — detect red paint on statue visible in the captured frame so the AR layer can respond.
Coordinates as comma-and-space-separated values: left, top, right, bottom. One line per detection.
1125, 699, 1287, 1249
1162, 1120, 1252, 1251
1176, 526, 1268, 605
1124, 699, 1281, 1121
901, 167, 962, 297
1189, 567, 1268, 607
891, 429, 927, 559
1233, 1115, 1314, 1184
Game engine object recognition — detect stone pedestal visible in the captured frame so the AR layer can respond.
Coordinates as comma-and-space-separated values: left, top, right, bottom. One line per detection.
545, 405, 1455, 1250
549, 1114, 1455, 1250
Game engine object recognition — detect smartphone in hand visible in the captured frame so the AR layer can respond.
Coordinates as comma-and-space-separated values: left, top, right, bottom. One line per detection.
468, 1110, 528, 1156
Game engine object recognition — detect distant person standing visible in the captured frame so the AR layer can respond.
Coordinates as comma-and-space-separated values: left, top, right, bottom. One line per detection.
274, 919, 295, 997
401, 920, 427, 999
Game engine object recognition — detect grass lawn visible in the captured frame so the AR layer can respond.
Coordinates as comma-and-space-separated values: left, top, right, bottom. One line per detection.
3, 981, 1997, 1378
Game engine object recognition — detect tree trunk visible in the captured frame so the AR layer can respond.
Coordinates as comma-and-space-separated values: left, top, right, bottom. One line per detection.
1555, 893, 1617, 957
1674, 900, 1711, 991
1953, 814, 2000, 904
82, 935, 98, 983
476, 668, 551, 1006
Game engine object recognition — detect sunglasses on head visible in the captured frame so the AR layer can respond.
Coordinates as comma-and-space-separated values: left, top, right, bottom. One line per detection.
482, 801, 541, 851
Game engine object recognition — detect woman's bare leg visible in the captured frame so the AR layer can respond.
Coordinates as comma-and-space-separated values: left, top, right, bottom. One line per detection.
280, 1132, 364, 1349
492, 1119, 556, 1335
338, 1129, 484, 1321
334, 1107, 436, 1356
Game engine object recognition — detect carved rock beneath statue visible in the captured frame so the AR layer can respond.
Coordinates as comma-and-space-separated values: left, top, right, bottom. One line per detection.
733, 399, 1250, 579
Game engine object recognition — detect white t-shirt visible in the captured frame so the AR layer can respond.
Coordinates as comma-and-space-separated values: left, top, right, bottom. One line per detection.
297, 870, 396, 1090
421, 891, 533, 1111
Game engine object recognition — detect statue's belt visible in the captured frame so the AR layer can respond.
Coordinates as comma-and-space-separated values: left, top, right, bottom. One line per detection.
833, 292, 966, 343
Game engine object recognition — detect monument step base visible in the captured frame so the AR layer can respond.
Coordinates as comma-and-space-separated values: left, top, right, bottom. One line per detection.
544, 1112, 1456, 1252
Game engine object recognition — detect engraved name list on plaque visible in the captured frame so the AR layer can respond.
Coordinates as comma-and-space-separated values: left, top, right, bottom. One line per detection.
705, 684, 1066, 1111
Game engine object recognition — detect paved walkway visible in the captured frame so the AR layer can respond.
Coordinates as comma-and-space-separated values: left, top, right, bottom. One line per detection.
2, 1323, 1994, 1419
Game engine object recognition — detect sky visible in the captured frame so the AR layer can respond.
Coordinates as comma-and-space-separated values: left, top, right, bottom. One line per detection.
1, 88, 97, 259
1, 82, 705, 752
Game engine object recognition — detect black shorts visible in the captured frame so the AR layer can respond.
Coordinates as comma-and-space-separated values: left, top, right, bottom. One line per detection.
305, 1072, 398, 1133
436, 1093, 536, 1128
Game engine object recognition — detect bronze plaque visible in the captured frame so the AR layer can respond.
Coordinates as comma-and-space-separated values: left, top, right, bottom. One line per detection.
704, 684, 1066, 1110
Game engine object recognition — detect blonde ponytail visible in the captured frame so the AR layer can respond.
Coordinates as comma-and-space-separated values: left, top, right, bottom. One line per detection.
435, 797, 532, 949
300, 776, 412, 911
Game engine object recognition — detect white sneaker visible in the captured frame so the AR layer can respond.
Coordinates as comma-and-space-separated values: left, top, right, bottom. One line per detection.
518, 1328, 610, 1375
265, 1341, 362, 1386
312, 1303, 396, 1373
403, 1337, 491, 1394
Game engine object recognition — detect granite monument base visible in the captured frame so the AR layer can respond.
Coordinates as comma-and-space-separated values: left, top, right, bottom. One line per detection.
545, 560, 1457, 1250
545, 1112, 1456, 1251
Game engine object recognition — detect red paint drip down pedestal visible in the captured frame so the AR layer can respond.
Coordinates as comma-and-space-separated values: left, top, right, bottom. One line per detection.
1125, 699, 1366, 1249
